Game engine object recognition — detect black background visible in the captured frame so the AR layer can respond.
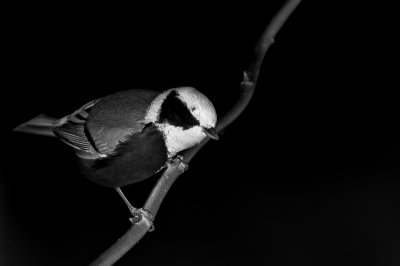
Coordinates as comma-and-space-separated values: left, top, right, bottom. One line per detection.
1, 1, 399, 265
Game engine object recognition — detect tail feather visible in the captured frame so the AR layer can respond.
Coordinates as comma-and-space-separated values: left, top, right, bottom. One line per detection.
13, 114, 63, 137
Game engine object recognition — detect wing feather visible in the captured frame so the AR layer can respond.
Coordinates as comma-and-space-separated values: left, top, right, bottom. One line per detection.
54, 99, 99, 158
85, 89, 160, 154
54, 90, 161, 158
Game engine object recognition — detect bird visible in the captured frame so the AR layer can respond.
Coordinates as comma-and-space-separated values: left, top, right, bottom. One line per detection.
14, 87, 218, 221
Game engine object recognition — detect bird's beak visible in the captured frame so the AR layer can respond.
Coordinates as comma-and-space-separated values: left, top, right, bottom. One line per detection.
202, 127, 219, 140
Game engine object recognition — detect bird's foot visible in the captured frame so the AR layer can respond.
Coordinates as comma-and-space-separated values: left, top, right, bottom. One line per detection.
129, 208, 155, 232
169, 155, 189, 171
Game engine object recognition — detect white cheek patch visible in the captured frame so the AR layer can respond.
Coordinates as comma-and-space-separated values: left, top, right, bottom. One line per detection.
176, 87, 217, 128
144, 87, 217, 157
144, 87, 217, 128
157, 123, 206, 157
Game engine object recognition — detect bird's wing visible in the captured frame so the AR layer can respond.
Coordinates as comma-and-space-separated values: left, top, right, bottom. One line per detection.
54, 90, 160, 158
53, 99, 101, 158
85, 89, 160, 155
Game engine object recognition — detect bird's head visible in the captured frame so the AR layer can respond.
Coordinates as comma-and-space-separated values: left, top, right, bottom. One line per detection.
145, 87, 218, 157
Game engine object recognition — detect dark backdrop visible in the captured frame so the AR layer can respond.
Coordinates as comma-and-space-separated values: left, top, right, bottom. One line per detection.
1, 1, 399, 265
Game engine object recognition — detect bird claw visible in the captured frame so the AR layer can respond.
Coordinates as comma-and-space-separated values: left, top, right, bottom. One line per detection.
170, 155, 188, 171
129, 208, 155, 232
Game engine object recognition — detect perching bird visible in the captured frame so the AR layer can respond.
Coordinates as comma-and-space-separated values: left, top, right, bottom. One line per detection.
14, 87, 218, 219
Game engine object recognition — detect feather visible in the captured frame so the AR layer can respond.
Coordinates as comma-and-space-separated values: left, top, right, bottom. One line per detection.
80, 123, 168, 187
85, 89, 160, 154
53, 99, 99, 156
13, 114, 61, 137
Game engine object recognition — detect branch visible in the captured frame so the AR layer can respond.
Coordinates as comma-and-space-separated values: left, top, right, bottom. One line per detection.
89, 1, 301, 265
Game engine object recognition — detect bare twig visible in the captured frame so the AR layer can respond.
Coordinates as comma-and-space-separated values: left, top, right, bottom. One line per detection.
89, 1, 301, 265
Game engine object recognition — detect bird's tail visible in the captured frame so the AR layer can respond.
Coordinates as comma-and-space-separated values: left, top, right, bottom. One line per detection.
13, 114, 65, 137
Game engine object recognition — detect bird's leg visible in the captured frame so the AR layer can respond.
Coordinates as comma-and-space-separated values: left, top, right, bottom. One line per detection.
115, 187, 154, 231
115, 187, 137, 214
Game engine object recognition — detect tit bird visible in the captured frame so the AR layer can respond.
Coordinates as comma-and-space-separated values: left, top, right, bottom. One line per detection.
14, 87, 218, 217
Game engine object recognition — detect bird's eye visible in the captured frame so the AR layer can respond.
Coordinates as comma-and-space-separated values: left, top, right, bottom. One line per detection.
191, 107, 196, 112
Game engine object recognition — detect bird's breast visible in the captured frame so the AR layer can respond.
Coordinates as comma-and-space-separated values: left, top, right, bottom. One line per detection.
80, 123, 168, 187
